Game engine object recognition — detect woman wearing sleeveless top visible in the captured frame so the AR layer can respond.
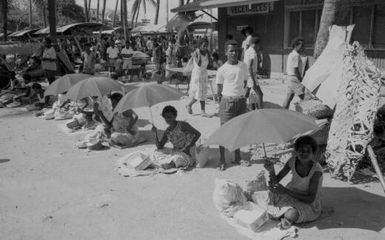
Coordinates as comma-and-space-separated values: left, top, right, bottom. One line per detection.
255, 136, 323, 229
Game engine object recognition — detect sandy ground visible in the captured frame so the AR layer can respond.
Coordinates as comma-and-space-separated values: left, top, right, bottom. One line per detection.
0, 79, 385, 240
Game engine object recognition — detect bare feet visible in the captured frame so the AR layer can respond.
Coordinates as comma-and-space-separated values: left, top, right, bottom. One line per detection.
278, 218, 292, 230
185, 105, 192, 114
217, 163, 226, 171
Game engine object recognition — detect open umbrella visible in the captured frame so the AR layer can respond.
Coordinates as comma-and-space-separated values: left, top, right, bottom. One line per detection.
205, 109, 319, 154
44, 73, 90, 96
114, 83, 183, 122
66, 77, 125, 101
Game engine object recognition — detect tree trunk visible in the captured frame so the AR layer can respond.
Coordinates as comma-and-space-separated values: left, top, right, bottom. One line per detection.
313, 0, 341, 59
135, 1, 141, 26
113, 0, 119, 26
29, 0, 33, 27
101, 0, 106, 24
42, 2, 47, 28
154, 0, 160, 25
48, 0, 57, 43
179, 0, 184, 7
2, 0, 7, 41
84, 0, 89, 22
123, 0, 128, 42
96, 0, 100, 22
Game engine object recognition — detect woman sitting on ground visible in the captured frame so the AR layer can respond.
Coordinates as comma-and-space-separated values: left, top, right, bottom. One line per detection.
85, 92, 143, 148
256, 135, 323, 229
152, 105, 201, 169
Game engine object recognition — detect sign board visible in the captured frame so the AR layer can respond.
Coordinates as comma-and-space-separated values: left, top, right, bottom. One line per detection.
236, 25, 249, 31
228, 2, 274, 16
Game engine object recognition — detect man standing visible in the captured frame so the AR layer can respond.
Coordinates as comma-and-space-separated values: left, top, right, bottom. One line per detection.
106, 41, 120, 72
216, 40, 248, 171
41, 38, 57, 84
283, 38, 306, 109
120, 41, 134, 82
244, 37, 264, 110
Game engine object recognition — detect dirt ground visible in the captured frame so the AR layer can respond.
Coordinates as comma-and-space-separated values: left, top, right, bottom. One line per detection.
0, 79, 384, 240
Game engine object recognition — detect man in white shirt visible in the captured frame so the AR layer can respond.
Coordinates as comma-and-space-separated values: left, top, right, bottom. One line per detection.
120, 41, 134, 81
244, 37, 264, 110
216, 40, 248, 171
283, 38, 306, 109
241, 26, 253, 60
106, 41, 120, 72
146, 37, 153, 51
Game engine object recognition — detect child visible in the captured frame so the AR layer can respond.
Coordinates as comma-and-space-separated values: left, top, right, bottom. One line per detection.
261, 135, 323, 229
152, 106, 201, 169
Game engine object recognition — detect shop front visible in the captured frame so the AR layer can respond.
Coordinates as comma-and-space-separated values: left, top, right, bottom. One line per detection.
172, 0, 385, 78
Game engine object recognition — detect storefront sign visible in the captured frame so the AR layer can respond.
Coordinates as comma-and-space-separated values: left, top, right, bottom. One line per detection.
227, 2, 274, 16
236, 25, 249, 31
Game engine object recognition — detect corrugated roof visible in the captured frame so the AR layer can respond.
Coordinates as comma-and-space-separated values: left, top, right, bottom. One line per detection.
172, 0, 279, 12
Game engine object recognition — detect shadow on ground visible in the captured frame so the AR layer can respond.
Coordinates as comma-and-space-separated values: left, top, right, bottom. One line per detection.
300, 187, 385, 232
0, 159, 10, 164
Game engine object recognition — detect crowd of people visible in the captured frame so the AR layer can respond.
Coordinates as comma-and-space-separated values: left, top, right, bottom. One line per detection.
5, 27, 384, 231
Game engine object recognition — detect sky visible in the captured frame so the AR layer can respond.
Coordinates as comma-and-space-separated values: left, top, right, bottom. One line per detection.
74, 0, 217, 25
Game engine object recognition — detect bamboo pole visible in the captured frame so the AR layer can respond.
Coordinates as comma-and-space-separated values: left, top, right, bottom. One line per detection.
367, 145, 385, 193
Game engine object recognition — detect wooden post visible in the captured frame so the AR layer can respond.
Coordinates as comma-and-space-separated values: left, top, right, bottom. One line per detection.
367, 145, 385, 193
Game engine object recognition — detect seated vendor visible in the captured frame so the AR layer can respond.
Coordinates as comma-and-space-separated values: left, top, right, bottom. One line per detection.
257, 136, 323, 229
78, 93, 143, 149
22, 56, 43, 84
10, 83, 46, 108
152, 105, 201, 169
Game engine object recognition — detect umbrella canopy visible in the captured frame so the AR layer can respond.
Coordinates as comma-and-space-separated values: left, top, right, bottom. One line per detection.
44, 73, 90, 96
206, 109, 319, 151
114, 84, 183, 114
66, 77, 124, 101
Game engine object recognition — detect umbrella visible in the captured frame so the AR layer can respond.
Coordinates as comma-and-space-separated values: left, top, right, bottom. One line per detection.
66, 77, 124, 101
44, 73, 90, 96
114, 83, 183, 122
205, 109, 319, 154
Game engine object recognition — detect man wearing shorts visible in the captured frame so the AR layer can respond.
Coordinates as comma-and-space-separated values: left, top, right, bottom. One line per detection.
216, 40, 248, 171
283, 38, 306, 109
121, 41, 134, 82
106, 41, 120, 72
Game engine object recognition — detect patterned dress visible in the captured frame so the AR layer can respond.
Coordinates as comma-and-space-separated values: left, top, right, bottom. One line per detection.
153, 122, 196, 168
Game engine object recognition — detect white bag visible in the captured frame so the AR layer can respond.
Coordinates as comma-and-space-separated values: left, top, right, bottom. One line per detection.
213, 179, 247, 217
194, 144, 211, 168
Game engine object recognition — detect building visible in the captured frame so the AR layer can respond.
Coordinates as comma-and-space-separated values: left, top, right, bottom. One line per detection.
172, 0, 385, 78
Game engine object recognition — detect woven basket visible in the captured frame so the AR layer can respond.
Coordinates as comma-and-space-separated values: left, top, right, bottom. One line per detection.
295, 99, 334, 119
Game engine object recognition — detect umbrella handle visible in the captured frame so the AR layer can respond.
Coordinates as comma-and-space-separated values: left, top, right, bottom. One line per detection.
149, 106, 154, 125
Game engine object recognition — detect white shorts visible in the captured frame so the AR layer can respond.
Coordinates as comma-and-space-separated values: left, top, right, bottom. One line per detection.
122, 59, 132, 70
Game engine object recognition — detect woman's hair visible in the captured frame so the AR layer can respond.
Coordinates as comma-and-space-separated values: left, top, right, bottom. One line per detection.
162, 105, 177, 117
212, 52, 219, 61
294, 135, 318, 153
110, 92, 123, 103
291, 37, 305, 49
31, 83, 42, 90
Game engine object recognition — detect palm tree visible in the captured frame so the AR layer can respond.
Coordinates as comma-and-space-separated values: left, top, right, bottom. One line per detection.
29, 0, 33, 27
96, 0, 100, 22
113, 0, 119, 26
1, 0, 8, 41
84, 0, 89, 22
314, 0, 341, 58
101, 0, 106, 24
129, 0, 157, 28
154, 0, 160, 25
47, 0, 56, 42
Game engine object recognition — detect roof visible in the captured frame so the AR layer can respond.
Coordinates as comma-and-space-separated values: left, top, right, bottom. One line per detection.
171, 0, 279, 12
9, 29, 39, 38
34, 23, 111, 35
